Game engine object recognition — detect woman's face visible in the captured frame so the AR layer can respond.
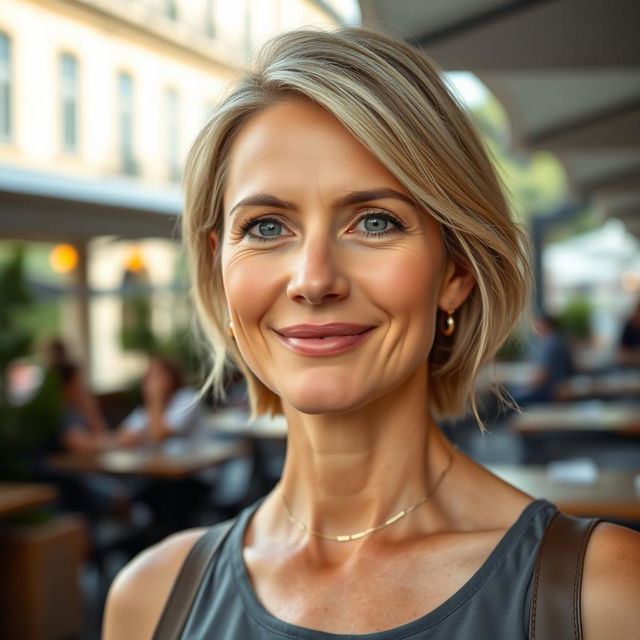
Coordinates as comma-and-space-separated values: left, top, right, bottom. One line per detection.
216, 98, 462, 415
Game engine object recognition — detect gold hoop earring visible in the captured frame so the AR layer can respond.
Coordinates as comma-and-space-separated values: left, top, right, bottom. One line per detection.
442, 309, 455, 336
227, 323, 235, 339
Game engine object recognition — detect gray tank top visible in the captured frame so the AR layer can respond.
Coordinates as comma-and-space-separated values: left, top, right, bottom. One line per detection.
180, 498, 557, 639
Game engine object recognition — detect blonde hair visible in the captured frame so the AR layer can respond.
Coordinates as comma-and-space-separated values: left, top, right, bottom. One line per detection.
182, 27, 530, 424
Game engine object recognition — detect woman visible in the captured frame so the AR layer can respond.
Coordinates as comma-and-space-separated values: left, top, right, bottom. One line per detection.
104, 28, 639, 639
43, 338, 110, 451
112, 355, 204, 447
68, 355, 204, 452
38, 339, 132, 520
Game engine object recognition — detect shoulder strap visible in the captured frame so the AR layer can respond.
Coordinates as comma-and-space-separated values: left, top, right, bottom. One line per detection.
529, 511, 601, 640
152, 518, 236, 640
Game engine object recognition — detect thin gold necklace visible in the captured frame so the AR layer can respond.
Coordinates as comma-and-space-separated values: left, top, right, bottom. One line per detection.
278, 450, 454, 542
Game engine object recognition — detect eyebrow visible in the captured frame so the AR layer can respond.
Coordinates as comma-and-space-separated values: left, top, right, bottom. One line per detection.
228, 188, 416, 217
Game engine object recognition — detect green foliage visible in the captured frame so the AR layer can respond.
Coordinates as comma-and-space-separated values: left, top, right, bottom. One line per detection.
0, 245, 63, 480
545, 204, 602, 244
16, 301, 60, 342
0, 243, 32, 309
496, 331, 528, 361
470, 96, 568, 220
0, 370, 64, 480
161, 326, 205, 383
558, 295, 592, 340
120, 293, 158, 352
0, 245, 34, 395
120, 323, 157, 352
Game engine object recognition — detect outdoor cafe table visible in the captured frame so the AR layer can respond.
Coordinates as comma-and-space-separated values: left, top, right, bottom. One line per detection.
46, 438, 249, 479
510, 400, 640, 436
555, 370, 640, 402
489, 464, 640, 521
46, 439, 251, 538
205, 407, 288, 441
0, 482, 58, 518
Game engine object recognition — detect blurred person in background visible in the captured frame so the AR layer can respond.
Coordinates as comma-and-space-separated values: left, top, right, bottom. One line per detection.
617, 299, 640, 368
41, 338, 131, 520
55, 354, 208, 527
44, 337, 110, 451
69, 355, 205, 452
113, 355, 205, 447
509, 314, 575, 406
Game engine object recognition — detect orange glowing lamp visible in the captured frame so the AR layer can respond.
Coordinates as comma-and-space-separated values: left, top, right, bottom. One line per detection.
126, 247, 146, 273
49, 244, 78, 273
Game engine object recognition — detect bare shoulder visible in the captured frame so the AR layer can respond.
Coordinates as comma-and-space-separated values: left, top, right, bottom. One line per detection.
102, 527, 207, 640
581, 522, 640, 640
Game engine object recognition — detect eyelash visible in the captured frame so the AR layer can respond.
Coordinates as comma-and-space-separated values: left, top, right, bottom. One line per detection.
237, 211, 407, 243
237, 216, 278, 242
357, 212, 407, 238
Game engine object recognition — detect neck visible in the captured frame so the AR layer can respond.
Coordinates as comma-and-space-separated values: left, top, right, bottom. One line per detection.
275, 366, 456, 545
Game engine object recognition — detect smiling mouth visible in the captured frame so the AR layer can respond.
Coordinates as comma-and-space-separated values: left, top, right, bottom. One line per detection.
273, 326, 375, 356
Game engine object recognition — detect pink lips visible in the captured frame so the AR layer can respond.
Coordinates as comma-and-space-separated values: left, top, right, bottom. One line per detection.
274, 323, 374, 356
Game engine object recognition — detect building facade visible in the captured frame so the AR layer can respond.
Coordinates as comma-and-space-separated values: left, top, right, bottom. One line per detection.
0, 0, 348, 390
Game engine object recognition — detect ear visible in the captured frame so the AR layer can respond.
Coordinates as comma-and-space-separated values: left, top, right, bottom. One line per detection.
208, 231, 219, 254
438, 259, 475, 312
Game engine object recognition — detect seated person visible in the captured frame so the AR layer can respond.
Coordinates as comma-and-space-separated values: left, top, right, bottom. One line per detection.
43, 338, 110, 452
509, 315, 575, 406
114, 355, 204, 447
42, 339, 130, 519
71, 355, 204, 452
617, 300, 640, 368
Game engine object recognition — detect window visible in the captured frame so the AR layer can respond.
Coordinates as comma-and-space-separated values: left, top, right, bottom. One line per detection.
118, 72, 136, 174
121, 256, 154, 352
60, 53, 78, 153
0, 32, 11, 141
166, 89, 180, 181
206, 0, 216, 38
243, 0, 252, 54
166, 0, 177, 20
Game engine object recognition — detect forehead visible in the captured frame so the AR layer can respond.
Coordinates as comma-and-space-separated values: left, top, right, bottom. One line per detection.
224, 98, 409, 205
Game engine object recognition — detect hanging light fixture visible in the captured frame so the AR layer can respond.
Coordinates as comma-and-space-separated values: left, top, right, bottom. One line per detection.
49, 244, 78, 274
125, 246, 145, 273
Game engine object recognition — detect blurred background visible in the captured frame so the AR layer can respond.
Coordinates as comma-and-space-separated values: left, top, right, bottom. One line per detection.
0, 1, 638, 638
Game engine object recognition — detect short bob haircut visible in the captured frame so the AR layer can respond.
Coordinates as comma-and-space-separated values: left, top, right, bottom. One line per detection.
182, 27, 530, 424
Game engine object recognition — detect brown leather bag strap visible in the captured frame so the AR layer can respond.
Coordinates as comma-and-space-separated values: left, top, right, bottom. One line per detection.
529, 511, 601, 640
152, 518, 236, 640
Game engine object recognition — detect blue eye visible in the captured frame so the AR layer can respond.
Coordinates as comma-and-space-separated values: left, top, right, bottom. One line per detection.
239, 217, 284, 241
256, 220, 282, 237
355, 212, 405, 237
362, 216, 389, 232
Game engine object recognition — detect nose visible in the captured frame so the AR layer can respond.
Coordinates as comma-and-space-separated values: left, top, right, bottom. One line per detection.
286, 235, 350, 305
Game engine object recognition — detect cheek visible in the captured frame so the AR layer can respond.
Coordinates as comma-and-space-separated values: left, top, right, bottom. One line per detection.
221, 251, 284, 384
222, 252, 277, 323
221, 260, 268, 388
365, 248, 442, 319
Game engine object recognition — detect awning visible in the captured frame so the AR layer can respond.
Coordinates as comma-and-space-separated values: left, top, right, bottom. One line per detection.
0, 164, 183, 241
359, 0, 640, 238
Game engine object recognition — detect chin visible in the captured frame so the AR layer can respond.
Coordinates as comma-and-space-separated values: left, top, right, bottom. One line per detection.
288, 397, 356, 416
279, 375, 381, 416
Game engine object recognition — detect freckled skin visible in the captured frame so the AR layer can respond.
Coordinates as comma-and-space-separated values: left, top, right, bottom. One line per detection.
219, 99, 449, 415
205, 98, 539, 633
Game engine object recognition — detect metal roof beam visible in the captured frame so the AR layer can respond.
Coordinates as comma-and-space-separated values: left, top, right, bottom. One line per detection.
527, 99, 640, 149
414, 0, 553, 48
